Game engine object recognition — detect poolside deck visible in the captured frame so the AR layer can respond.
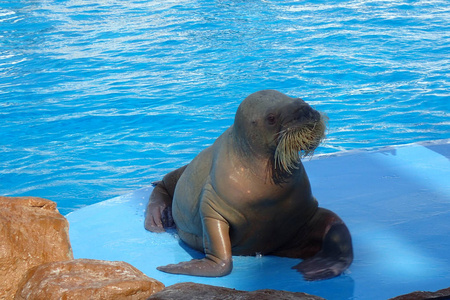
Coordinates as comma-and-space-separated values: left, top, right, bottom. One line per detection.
67, 139, 450, 300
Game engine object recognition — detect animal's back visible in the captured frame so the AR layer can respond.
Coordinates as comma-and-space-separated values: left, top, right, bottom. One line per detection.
171, 134, 220, 238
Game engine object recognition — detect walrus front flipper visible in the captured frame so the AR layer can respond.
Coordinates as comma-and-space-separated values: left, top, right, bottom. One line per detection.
157, 216, 233, 277
144, 165, 188, 232
293, 223, 353, 281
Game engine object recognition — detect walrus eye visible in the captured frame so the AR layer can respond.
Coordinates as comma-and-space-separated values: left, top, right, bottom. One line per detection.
267, 114, 276, 126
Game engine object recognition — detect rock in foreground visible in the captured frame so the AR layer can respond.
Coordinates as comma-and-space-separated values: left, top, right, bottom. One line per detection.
15, 259, 165, 300
0, 196, 73, 300
389, 287, 450, 300
148, 282, 325, 300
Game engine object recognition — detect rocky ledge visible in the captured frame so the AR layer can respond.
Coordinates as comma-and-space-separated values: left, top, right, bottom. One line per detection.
1, 196, 449, 300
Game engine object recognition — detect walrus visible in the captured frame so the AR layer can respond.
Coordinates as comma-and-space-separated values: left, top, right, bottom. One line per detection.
144, 90, 353, 281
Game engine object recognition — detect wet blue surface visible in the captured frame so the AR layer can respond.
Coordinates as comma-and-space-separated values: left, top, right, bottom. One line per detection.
1, 1, 449, 214
67, 140, 450, 300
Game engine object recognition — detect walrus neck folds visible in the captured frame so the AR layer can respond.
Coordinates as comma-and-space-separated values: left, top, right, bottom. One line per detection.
230, 126, 268, 171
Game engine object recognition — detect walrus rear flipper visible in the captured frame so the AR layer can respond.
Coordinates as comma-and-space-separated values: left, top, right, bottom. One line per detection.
292, 223, 353, 281
144, 165, 188, 232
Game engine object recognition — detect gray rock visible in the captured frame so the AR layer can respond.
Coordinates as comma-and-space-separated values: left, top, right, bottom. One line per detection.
389, 287, 450, 300
147, 282, 325, 300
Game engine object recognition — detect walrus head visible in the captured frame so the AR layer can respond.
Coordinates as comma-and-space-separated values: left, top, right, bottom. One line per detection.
233, 90, 327, 184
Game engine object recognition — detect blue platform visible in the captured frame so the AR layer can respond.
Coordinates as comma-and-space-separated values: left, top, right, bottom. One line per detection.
66, 139, 450, 300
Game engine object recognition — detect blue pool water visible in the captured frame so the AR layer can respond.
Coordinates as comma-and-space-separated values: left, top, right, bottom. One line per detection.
1, 0, 449, 215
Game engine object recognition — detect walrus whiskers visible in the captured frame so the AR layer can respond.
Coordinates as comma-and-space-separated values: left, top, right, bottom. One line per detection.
274, 114, 327, 175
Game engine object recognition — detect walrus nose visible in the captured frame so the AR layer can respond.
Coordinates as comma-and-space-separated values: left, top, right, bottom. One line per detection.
294, 105, 321, 123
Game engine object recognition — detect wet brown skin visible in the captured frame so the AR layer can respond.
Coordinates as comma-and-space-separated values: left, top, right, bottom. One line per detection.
144, 90, 353, 280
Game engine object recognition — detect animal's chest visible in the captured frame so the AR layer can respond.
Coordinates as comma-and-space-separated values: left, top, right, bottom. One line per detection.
227, 203, 306, 255
220, 190, 315, 255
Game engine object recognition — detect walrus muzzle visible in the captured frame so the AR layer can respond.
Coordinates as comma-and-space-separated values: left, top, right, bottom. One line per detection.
273, 112, 328, 178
